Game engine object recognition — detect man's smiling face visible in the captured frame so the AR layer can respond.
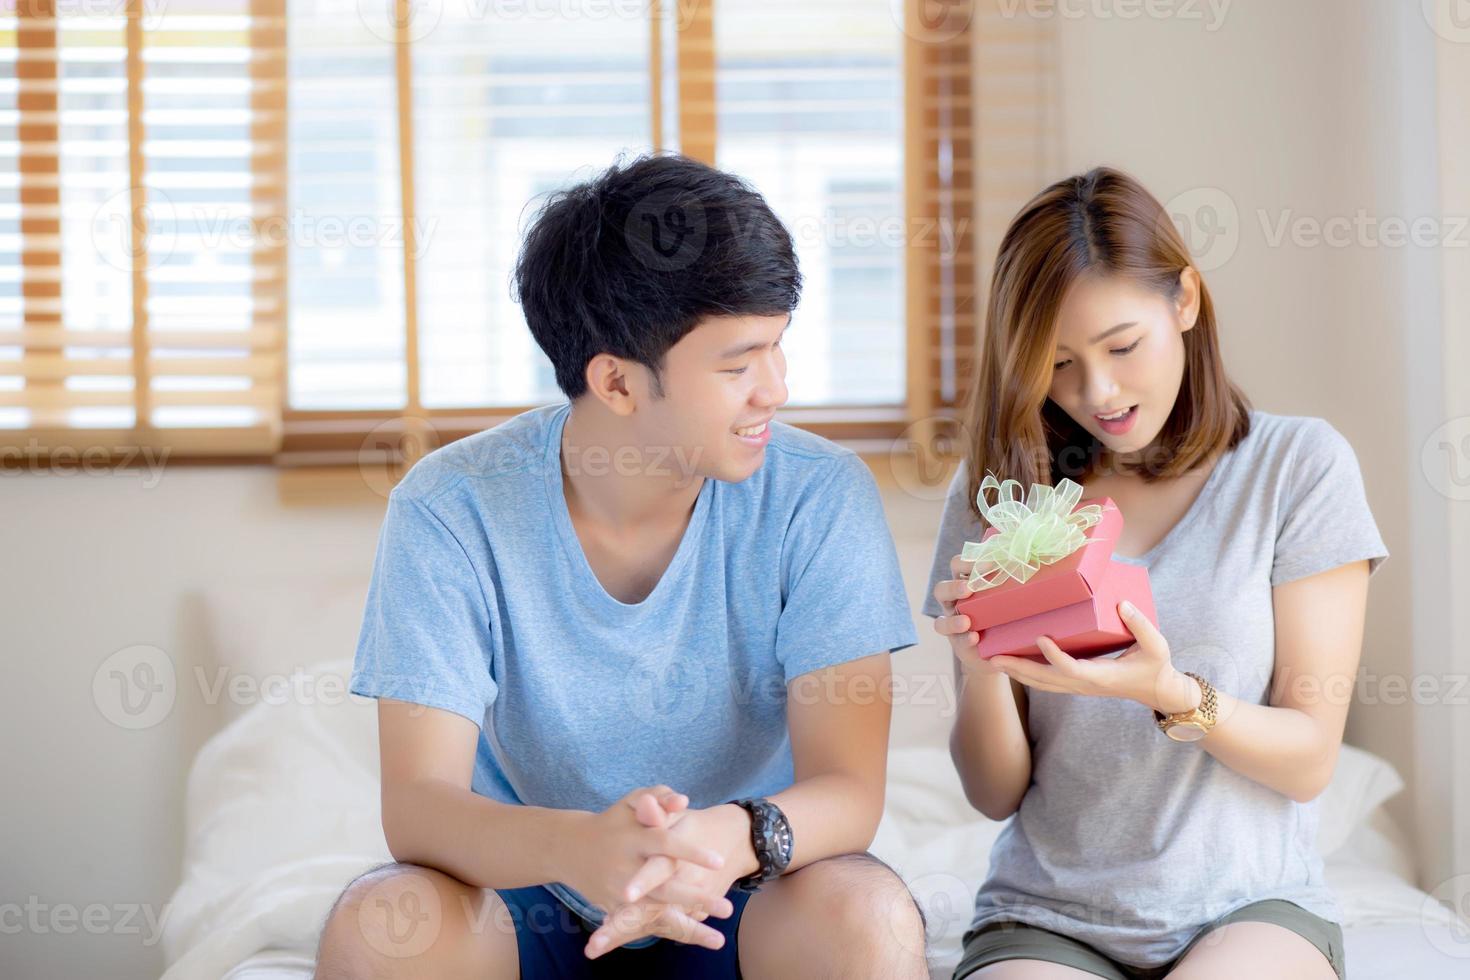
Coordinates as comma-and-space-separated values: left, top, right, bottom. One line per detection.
633, 313, 791, 484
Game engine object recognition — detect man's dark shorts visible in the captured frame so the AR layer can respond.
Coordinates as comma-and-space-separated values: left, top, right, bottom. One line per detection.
495, 882, 754, 979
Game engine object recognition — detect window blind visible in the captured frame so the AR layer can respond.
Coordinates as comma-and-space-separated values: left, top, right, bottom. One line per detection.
0, 0, 286, 457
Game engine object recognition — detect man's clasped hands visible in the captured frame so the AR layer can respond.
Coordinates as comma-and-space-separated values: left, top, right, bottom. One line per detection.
566, 785, 760, 961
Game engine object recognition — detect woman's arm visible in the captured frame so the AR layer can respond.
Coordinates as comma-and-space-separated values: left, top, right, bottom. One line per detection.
933, 557, 1034, 820
950, 660, 1033, 819
984, 560, 1370, 805
1189, 559, 1369, 803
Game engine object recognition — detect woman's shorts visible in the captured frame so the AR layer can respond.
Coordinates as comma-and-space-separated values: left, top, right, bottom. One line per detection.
953, 898, 1346, 980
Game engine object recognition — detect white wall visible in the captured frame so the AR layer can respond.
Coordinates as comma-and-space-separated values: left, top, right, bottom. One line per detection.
0, 469, 389, 979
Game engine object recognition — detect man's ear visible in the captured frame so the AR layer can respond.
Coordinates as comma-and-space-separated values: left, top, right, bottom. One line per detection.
583, 353, 639, 417
1176, 266, 1202, 332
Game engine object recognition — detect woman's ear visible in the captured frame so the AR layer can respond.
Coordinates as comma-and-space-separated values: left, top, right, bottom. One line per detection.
1177, 266, 1202, 332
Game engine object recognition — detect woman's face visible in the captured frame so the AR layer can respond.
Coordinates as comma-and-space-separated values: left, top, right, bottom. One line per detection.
1045, 269, 1200, 463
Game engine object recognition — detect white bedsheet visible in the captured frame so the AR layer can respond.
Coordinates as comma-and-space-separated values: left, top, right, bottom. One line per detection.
160, 659, 1470, 979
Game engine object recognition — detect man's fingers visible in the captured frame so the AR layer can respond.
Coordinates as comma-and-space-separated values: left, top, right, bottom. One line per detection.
645, 829, 726, 870
649, 905, 727, 949
644, 879, 735, 917
585, 903, 656, 959
585, 903, 725, 960
621, 854, 677, 903
632, 793, 667, 829
623, 784, 676, 811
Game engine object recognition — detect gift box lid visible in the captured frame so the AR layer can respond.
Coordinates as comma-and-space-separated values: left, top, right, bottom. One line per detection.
954, 495, 1123, 631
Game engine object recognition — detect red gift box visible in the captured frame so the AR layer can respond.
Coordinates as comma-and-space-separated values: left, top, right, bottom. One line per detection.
954, 496, 1158, 660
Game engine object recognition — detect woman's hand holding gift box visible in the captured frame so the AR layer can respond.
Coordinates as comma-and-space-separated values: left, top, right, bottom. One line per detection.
938, 474, 1198, 713
953, 474, 1160, 660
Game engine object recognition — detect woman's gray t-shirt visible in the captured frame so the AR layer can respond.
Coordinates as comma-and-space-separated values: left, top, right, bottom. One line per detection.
921, 411, 1389, 968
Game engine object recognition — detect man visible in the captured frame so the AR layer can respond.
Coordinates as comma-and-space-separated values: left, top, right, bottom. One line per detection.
314, 154, 927, 979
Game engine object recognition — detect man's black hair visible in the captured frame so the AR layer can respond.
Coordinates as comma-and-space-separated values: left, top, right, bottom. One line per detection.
513, 153, 802, 400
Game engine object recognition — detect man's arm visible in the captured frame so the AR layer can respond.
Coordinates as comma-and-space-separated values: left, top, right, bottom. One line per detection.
375, 696, 730, 924
767, 650, 895, 869
376, 698, 577, 889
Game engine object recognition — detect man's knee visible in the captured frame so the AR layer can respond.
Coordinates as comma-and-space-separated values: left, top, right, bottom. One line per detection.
796, 852, 928, 958
313, 861, 515, 980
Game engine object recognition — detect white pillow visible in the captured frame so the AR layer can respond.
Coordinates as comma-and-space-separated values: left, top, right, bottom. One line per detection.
199, 576, 370, 722
1315, 742, 1405, 856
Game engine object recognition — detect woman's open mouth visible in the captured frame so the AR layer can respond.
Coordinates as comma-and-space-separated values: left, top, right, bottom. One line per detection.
1094, 405, 1138, 436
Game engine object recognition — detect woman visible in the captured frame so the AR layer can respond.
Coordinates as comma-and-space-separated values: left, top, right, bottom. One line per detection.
923, 167, 1386, 980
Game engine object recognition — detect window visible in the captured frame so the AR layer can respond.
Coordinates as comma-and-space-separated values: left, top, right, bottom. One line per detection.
2, 0, 1059, 466
716, 0, 904, 407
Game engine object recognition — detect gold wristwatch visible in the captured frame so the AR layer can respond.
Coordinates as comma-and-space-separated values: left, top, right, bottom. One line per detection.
1153, 671, 1218, 741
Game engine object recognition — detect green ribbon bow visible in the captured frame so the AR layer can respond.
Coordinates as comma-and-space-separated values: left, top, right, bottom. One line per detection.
961, 473, 1104, 593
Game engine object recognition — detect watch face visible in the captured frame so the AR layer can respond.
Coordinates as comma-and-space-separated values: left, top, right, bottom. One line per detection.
775, 823, 793, 862
1167, 723, 1208, 742
752, 804, 794, 871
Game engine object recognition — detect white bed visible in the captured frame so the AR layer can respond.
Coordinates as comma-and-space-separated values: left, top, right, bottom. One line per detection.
158, 657, 1470, 980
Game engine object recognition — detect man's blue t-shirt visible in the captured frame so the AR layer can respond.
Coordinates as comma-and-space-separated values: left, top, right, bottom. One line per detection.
349, 401, 918, 931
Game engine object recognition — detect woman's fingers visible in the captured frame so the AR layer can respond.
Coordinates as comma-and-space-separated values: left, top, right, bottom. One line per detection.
933, 612, 972, 636
932, 578, 973, 605
950, 555, 976, 577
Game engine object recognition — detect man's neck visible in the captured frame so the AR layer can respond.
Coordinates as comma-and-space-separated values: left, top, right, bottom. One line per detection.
560, 404, 704, 530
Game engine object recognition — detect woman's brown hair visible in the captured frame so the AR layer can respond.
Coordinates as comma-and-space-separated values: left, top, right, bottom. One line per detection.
959, 166, 1251, 527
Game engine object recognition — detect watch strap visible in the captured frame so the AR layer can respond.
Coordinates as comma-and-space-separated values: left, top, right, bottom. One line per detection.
1153, 671, 1218, 734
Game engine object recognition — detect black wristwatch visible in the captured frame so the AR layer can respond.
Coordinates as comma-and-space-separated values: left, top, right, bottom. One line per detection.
728, 797, 794, 892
